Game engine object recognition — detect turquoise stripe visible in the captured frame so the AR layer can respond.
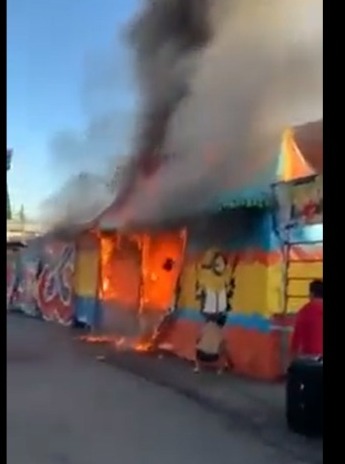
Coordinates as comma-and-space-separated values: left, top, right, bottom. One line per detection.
176, 308, 272, 333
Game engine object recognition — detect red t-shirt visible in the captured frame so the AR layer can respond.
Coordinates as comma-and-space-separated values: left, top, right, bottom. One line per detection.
291, 298, 323, 356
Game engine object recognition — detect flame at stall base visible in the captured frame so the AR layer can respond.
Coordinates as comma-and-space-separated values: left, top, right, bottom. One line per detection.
79, 335, 115, 344
79, 324, 174, 354
94, 227, 187, 354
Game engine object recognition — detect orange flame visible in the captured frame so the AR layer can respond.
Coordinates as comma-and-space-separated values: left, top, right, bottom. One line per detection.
79, 335, 114, 344
93, 227, 187, 354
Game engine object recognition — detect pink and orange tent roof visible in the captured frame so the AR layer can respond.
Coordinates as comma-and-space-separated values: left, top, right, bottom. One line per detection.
278, 120, 322, 182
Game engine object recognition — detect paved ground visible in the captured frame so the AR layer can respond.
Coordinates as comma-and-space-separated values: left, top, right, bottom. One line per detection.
7, 315, 320, 464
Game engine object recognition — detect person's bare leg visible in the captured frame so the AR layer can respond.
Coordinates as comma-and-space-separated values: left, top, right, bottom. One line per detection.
217, 352, 227, 375
193, 361, 200, 374
193, 359, 201, 373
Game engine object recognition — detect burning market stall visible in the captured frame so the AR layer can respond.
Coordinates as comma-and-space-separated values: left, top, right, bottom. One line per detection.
70, 0, 322, 373
5, 124, 322, 380
80, 127, 317, 380
95, 183, 290, 379
95, 223, 187, 343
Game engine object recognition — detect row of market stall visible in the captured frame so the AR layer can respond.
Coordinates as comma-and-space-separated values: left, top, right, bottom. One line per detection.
7, 126, 323, 381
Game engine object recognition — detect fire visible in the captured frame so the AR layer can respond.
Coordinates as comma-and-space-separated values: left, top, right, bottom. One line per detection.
139, 231, 186, 314
79, 335, 114, 344
134, 341, 152, 352
96, 227, 187, 352
103, 278, 110, 292
79, 331, 155, 354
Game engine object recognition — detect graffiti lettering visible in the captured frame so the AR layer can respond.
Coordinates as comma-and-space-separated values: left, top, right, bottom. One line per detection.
42, 246, 74, 306
37, 245, 75, 325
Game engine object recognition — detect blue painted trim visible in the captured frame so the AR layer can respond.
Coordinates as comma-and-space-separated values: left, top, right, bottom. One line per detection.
74, 295, 101, 328
175, 308, 272, 333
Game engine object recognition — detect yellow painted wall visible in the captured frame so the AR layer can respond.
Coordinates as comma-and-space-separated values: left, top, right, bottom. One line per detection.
232, 262, 268, 314
265, 248, 323, 314
178, 244, 322, 318
286, 261, 323, 312
74, 250, 100, 297
266, 262, 284, 315
177, 249, 271, 316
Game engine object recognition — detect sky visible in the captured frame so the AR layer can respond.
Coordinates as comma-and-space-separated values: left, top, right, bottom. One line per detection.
7, 0, 140, 218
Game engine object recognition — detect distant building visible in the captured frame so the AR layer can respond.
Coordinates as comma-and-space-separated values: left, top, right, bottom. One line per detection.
7, 218, 43, 242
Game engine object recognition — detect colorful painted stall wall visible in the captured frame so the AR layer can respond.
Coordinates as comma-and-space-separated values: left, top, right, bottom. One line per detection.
161, 209, 284, 379
163, 213, 323, 379
8, 244, 41, 317
7, 249, 19, 309
287, 244, 323, 312
73, 233, 101, 328
8, 239, 76, 325
267, 224, 323, 314
37, 241, 75, 325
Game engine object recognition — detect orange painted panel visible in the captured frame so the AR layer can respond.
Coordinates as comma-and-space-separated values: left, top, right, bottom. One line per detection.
165, 320, 283, 381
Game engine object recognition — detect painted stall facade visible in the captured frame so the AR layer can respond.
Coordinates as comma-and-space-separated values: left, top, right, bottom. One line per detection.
95, 229, 186, 341
7, 237, 76, 325
86, 128, 321, 380
6, 126, 322, 381
270, 174, 323, 369
156, 209, 281, 379
73, 232, 101, 328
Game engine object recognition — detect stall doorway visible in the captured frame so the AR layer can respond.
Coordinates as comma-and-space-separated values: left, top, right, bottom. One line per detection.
100, 234, 142, 336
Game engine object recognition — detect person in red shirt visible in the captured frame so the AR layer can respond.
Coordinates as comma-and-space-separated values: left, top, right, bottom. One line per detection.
291, 279, 323, 357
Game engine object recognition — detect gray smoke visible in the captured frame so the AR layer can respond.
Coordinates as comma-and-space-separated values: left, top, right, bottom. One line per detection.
40, 172, 114, 231
42, 41, 136, 231
117, 0, 322, 227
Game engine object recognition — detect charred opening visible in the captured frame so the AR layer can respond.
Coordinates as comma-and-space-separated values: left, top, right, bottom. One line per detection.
99, 228, 187, 341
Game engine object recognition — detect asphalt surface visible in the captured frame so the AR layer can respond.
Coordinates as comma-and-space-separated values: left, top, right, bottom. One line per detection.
7, 315, 314, 464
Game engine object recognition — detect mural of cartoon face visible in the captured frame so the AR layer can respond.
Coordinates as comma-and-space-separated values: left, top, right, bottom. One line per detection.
196, 249, 238, 317
211, 253, 227, 276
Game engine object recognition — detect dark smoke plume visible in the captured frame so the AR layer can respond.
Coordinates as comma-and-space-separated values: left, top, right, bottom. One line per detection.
129, 0, 211, 157
117, 0, 322, 227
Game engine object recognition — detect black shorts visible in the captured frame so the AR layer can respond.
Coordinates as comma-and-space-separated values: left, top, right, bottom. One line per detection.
196, 349, 219, 363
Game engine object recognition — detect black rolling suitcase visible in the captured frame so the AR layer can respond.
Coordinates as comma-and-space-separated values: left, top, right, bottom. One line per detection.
286, 356, 323, 437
